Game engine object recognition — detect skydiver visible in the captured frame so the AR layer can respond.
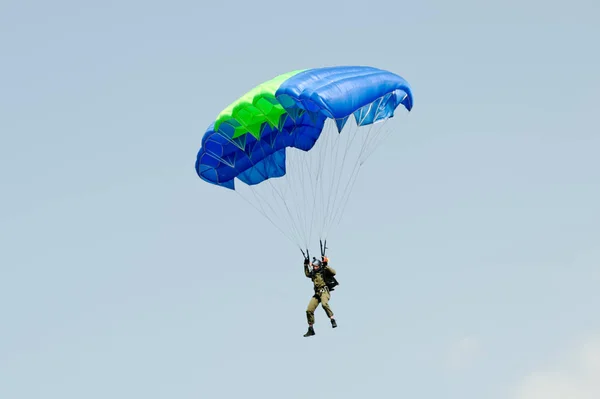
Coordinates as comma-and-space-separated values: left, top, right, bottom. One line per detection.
303, 255, 338, 337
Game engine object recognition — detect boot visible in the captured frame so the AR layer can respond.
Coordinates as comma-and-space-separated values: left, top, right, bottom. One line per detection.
331, 318, 337, 328
303, 326, 315, 337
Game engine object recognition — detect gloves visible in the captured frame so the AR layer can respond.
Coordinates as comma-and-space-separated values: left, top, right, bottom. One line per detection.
304, 258, 309, 265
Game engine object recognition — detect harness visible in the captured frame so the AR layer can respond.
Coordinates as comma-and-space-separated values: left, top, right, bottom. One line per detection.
311, 268, 338, 294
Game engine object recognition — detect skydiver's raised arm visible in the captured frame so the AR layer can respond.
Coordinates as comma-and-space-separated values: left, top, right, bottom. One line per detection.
304, 258, 311, 277
322, 256, 335, 275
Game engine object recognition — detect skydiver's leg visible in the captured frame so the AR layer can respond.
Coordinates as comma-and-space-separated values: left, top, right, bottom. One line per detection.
320, 291, 337, 328
320, 291, 334, 318
306, 295, 319, 325
304, 295, 319, 337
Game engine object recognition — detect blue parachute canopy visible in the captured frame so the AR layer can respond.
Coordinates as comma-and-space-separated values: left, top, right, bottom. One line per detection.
195, 66, 413, 190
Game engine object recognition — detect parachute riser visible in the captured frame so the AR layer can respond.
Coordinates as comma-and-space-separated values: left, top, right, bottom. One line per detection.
320, 239, 328, 257
301, 248, 311, 262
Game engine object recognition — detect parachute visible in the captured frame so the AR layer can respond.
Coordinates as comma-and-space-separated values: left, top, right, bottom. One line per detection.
195, 66, 413, 250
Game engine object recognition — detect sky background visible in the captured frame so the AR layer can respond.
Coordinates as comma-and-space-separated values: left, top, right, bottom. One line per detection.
1, 1, 599, 398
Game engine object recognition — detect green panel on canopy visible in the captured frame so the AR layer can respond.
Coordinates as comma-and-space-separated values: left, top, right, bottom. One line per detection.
214, 69, 306, 139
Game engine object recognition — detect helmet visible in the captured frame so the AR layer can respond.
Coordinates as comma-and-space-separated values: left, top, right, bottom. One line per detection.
312, 257, 322, 267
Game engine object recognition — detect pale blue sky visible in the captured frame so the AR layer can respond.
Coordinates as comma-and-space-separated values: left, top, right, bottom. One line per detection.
1, 1, 599, 398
